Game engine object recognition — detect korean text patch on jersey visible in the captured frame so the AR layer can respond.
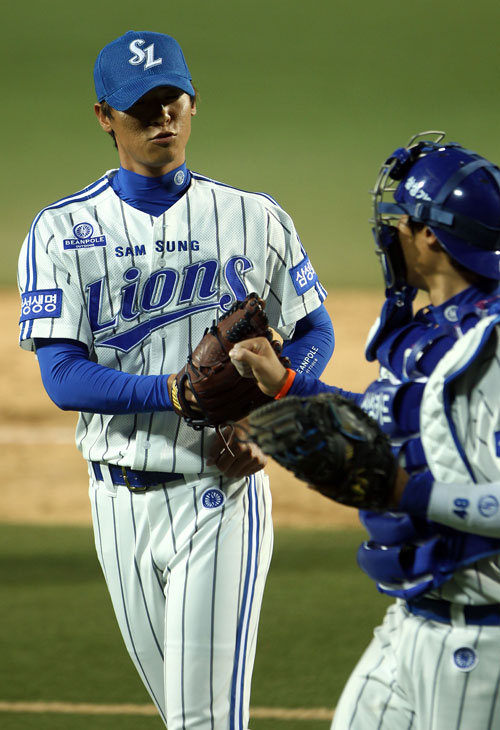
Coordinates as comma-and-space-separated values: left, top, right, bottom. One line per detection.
289, 254, 318, 296
19, 289, 62, 322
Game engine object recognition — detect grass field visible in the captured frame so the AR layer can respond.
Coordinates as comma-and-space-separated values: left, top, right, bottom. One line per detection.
0, 524, 391, 730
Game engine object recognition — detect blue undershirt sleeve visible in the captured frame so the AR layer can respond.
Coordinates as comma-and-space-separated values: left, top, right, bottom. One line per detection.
34, 338, 173, 414
281, 304, 334, 376
287, 370, 363, 404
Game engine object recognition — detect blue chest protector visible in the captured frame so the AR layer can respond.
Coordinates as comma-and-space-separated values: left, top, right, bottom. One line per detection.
357, 285, 500, 599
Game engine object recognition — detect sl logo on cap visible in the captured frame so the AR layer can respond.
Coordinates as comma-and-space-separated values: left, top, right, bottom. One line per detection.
129, 39, 162, 70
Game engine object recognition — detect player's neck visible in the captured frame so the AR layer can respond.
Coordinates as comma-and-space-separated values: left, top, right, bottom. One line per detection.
120, 161, 184, 177
424, 269, 474, 307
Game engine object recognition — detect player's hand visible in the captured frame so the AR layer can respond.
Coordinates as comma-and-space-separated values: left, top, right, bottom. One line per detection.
206, 418, 267, 478
229, 337, 288, 397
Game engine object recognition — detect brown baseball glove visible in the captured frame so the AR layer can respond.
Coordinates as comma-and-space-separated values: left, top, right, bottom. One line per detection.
170, 293, 287, 429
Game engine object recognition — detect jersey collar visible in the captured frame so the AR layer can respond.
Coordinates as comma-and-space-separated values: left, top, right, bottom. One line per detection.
429, 281, 500, 326
110, 163, 191, 216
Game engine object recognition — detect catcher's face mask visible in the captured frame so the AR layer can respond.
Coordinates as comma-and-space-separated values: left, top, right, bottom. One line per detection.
370, 131, 446, 292
372, 130, 500, 285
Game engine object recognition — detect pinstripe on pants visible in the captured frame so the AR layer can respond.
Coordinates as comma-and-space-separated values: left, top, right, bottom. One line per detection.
90, 470, 273, 730
331, 601, 500, 730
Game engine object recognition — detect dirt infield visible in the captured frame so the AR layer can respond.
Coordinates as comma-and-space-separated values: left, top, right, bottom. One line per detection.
1, 289, 383, 527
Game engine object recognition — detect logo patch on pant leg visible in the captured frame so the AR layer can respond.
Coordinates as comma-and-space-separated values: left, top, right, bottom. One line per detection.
201, 488, 225, 509
453, 647, 478, 672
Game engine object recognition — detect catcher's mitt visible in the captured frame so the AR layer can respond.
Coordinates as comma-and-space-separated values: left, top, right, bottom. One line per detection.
171, 293, 287, 429
248, 393, 397, 509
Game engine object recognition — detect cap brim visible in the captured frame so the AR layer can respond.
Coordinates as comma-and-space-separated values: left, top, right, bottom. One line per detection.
103, 73, 195, 111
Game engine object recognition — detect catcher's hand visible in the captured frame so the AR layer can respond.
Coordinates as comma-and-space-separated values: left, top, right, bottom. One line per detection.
248, 392, 398, 509
230, 337, 289, 396
170, 293, 287, 429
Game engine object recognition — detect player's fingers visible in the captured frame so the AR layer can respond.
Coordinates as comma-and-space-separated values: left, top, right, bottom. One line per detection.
208, 422, 267, 475
208, 446, 235, 473
207, 421, 254, 468
229, 342, 269, 381
183, 382, 202, 410
230, 337, 274, 360
227, 434, 267, 475
224, 460, 267, 478
269, 327, 283, 346
206, 427, 234, 465
215, 446, 267, 478
230, 339, 287, 396
231, 358, 255, 378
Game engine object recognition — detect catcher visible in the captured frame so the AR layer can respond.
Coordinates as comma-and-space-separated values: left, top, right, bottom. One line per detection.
230, 134, 500, 730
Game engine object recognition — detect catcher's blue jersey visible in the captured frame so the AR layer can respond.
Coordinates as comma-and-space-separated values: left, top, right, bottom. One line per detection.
287, 284, 500, 602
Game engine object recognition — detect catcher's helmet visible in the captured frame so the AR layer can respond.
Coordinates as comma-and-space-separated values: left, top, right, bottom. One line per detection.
371, 131, 500, 287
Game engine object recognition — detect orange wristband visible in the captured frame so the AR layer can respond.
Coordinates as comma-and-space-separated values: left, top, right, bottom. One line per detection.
274, 368, 296, 400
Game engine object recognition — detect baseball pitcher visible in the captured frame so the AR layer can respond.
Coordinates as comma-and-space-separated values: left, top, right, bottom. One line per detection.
17, 30, 334, 730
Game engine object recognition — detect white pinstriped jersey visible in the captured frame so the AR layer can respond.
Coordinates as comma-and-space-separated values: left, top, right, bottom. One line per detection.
334, 315, 500, 730
421, 316, 500, 605
18, 169, 326, 473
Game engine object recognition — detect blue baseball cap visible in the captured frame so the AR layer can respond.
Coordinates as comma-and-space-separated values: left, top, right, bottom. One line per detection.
94, 30, 195, 111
